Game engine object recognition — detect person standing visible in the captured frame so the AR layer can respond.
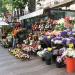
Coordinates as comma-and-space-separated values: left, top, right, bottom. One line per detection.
12, 27, 19, 48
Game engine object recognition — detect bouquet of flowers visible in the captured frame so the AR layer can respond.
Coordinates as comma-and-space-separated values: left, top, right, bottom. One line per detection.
62, 47, 75, 58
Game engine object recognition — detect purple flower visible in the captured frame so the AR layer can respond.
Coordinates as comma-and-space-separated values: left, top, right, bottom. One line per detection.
61, 31, 67, 37
55, 36, 62, 40
70, 38, 75, 44
62, 39, 67, 45
67, 31, 72, 36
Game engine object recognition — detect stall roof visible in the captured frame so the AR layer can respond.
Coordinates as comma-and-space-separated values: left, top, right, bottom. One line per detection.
19, 9, 43, 20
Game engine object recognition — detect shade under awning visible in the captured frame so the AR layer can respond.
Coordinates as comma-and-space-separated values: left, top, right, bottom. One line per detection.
19, 9, 43, 20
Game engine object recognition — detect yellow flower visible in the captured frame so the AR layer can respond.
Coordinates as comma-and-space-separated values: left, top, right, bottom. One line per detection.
48, 47, 52, 52
68, 43, 74, 48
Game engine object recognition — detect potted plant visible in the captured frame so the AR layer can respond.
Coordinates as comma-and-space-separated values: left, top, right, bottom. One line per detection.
63, 47, 75, 73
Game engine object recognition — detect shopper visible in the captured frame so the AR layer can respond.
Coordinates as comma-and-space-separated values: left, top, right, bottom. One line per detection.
12, 27, 17, 48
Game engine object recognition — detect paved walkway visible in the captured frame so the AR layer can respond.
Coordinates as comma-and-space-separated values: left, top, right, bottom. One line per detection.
0, 46, 75, 75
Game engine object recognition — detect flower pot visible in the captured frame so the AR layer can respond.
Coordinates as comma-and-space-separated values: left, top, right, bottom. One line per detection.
66, 57, 75, 73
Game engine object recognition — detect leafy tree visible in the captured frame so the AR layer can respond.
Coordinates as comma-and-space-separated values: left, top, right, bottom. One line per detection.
3, 0, 13, 11
13, 0, 28, 9
12, 0, 28, 17
13, 0, 36, 14
0, 0, 8, 15
0, 0, 3, 14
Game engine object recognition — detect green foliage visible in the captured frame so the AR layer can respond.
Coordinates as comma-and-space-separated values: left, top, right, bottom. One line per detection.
0, 0, 3, 14
55, 23, 65, 31
0, 0, 2, 7
3, 0, 10, 4
13, 0, 28, 9
0, 0, 10, 15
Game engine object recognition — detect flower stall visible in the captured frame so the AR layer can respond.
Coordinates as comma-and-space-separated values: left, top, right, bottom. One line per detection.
2, 16, 75, 71
36, 17, 75, 73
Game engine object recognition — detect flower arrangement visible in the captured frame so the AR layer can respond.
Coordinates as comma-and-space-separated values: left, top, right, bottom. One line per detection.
62, 43, 75, 58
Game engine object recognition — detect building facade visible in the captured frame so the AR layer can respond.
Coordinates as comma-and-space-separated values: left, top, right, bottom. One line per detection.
13, 0, 75, 21
23, 0, 75, 15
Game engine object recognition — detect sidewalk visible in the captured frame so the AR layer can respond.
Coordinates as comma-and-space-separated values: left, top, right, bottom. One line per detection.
0, 46, 75, 75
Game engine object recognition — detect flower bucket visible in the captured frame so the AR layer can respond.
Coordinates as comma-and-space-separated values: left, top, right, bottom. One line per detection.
66, 57, 75, 73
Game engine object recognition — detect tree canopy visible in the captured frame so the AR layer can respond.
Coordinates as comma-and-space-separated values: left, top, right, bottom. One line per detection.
0, 0, 28, 14
0, 0, 36, 16
0, 0, 8, 15
13, 0, 28, 9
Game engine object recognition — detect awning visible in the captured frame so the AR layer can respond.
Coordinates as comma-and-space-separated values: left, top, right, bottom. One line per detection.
19, 9, 43, 20
0, 17, 3, 21
0, 21, 9, 27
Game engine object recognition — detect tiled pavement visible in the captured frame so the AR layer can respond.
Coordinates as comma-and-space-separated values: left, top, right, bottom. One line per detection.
0, 46, 75, 75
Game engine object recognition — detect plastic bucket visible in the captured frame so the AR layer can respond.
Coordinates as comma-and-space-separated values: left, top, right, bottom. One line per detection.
66, 57, 75, 73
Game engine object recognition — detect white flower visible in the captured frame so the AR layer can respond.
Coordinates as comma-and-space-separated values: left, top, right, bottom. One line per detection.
62, 50, 68, 57
51, 39, 54, 42
37, 48, 47, 57
23, 40, 27, 44
57, 56, 62, 63
38, 45, 41, 49
63, 48, 75, 58
39, 36, 43, 40
54, 40, 62, 44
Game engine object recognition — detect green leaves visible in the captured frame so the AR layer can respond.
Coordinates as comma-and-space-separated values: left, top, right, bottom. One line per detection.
0, 0, 29, 15
13, 0, 28, 9
55, 23, 65, 31
0, 0, 8, 15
